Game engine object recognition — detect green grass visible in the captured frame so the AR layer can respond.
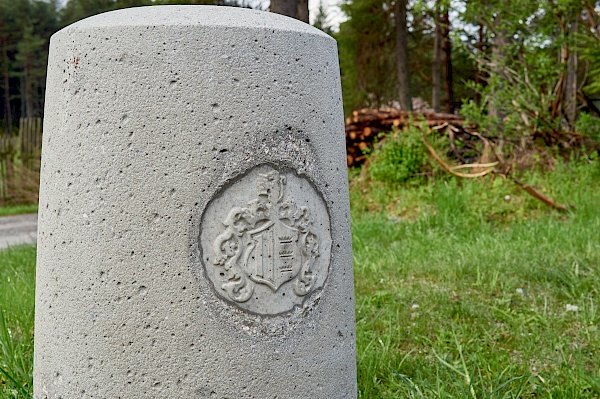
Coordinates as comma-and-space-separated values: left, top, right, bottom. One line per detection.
1, 158, 599, 398
0, 246, 36, 398
352, 157, 600, 398
0, 205, 37, 218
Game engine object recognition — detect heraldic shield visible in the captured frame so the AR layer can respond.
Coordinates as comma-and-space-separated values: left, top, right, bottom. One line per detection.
211, 168, 321, 305
244, 220, 302, 291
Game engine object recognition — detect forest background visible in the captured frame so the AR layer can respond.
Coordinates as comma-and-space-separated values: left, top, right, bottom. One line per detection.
3, 0, 600, 148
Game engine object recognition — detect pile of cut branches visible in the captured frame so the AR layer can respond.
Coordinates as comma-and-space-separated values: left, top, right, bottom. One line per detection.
349, 107, 599, 213
419, 131, 570, 212
345, 108, 479, 166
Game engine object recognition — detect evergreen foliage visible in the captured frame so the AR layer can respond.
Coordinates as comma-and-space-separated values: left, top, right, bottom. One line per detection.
337, 0, 398, 113
336, 0, 600, 147
368, 126, 429, 184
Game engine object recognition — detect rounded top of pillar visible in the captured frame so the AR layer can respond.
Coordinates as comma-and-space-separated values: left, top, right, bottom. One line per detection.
57, 5, 331, 39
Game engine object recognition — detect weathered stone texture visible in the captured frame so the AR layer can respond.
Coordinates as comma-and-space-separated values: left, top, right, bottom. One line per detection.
35, 6, 356, 398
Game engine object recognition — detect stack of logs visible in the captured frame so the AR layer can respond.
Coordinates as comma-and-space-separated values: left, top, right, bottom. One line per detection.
345, 108, 477, 166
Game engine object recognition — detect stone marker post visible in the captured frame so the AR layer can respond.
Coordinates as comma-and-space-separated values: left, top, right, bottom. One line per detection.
35, 6, 356, 398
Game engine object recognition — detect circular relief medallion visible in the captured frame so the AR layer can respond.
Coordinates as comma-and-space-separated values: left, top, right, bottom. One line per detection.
199, 165, 332, 315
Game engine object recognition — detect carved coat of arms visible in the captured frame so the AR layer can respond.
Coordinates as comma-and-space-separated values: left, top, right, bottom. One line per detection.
211, 169, 320, 303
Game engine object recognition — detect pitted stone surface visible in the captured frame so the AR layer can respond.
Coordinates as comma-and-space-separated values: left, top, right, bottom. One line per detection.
35, 5, 356, 399
200, 164, 331, 315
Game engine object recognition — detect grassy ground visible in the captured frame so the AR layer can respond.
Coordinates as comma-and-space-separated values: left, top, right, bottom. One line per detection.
0, 158, 598, 398
352, 157, 600, 398
0, 246, 36, 399
0, 205, 37, 218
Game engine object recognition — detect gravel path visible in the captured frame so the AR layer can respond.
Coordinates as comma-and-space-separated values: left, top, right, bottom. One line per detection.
0, 213, 37, 249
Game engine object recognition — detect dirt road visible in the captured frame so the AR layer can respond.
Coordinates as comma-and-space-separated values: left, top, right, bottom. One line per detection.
0, 213, 37, 249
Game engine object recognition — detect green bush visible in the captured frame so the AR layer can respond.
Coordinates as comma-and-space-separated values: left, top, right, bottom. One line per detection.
575, 112, 600, 144
368, 125, 428, 184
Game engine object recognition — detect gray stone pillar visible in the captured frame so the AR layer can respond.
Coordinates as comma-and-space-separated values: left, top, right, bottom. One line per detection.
35, 6, 356, 399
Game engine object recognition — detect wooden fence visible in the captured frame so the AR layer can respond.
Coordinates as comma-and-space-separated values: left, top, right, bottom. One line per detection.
0, 117, 43, 204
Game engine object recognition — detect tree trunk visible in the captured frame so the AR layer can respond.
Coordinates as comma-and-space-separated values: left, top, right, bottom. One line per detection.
551, 14, 569, 120
24, 62, 35, 118
488, 16, 508, 153
1, 40, 12, 135
475, 25, 483, 105
441, 9, 454, 113
431, 6, 442, 113
395, 0, 411, 111
489, 21, 507, 126
565, 18, 578, 129
296, 0, 309, 23
270, 0, 308, 23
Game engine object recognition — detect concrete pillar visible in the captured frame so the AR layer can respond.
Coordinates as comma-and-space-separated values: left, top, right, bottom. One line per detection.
35, 6, 356, 399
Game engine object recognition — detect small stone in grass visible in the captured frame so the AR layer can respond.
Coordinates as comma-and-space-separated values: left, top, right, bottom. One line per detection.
566, 304, 579, 312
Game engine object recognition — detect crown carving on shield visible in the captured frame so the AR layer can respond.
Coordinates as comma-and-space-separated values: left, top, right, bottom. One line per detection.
257, 170, 285, 204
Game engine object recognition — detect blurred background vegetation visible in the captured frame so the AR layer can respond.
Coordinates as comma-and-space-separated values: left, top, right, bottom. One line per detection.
3, 0, 600, 132
1, 0, 600, 192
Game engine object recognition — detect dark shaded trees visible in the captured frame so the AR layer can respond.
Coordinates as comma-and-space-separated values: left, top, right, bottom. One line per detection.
338, 0, 458, 115
0, 0, 59, 133
395, 0, 410, 110
2, 0, 600, 145
431, 1, 441, 112
338, 0, 398, 113
440, 7, 453, 113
